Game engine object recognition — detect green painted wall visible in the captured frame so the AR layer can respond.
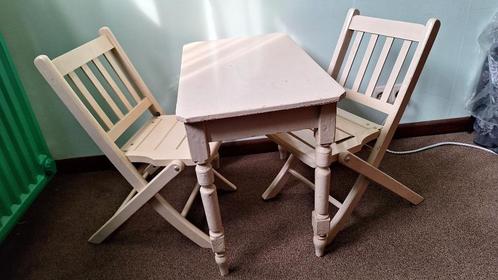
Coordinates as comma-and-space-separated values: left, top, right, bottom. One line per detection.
0, 0, 495, 159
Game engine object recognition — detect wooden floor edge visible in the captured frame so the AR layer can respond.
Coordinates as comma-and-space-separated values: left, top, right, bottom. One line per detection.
56, 116, 474, 173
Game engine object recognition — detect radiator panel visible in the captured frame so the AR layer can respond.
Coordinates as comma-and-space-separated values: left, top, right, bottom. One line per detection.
0, 34, 55, 242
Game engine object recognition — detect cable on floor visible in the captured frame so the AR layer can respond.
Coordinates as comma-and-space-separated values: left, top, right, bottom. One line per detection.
377, 141, 498, 155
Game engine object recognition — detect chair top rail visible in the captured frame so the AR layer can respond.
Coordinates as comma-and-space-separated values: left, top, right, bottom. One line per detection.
52, 36, 113, 76
349, 15, 426, 42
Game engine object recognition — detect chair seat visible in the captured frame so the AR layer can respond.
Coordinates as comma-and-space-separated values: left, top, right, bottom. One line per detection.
267, 108, 382, 168
123, 115, 219, 166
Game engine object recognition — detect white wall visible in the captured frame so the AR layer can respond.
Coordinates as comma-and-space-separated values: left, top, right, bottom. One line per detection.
0, 0, 495, 159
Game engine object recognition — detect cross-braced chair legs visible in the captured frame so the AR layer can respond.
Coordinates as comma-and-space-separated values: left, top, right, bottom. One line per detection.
35, 26, 240, 275
89, 161, 188, 244
89, 160, 237, 247
262, 151, 424, 247
338, 152, 423, 205
262, 154, 295, 200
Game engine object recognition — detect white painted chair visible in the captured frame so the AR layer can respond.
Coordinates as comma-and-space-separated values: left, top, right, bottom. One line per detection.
34, 27, 236, 248
263, 9, 440, 249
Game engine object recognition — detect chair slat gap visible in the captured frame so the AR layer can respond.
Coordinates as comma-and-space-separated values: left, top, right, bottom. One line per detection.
99, 27, 164, 115
92, 57, 134, 111
380, 40, 412, 103
352, 34, 378, 92
338, 31, 364, 86
365, 37, 394, 97
81, 64, 124, 119
104, 51, 142, 104
68, 71, 113, 129
327, 9, 359, 78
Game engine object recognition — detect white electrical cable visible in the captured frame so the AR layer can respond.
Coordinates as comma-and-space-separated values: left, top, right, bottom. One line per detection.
380, 141, 498, 155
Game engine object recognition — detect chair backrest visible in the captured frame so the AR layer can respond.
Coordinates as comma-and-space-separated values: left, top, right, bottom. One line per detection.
329, 9, 440, 166
34, 27, 163, 187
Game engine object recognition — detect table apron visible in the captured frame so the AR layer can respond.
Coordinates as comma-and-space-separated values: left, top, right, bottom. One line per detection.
184, 104, 338, 163
205, 106, 321, 142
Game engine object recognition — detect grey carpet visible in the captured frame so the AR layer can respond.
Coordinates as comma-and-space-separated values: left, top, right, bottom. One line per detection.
1, 132, 497, 279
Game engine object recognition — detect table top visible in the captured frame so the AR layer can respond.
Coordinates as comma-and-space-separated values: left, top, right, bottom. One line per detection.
176, 33, 344, 123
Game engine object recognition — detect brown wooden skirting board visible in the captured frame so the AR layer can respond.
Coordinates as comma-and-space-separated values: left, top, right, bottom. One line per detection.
56, 116, 474, 173
394, 116, 473, 138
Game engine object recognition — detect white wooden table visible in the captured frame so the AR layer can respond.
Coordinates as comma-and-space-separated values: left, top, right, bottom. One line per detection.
176, 33, 345, 275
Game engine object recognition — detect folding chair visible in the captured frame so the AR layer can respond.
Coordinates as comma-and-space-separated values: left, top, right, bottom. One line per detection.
263, 9, 440, 255
34, 27, 236, 248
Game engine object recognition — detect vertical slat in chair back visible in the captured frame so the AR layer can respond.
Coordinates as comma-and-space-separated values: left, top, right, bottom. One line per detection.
34, 27, 164, 188
328, 9, 440, 165
329, 9, 439, 119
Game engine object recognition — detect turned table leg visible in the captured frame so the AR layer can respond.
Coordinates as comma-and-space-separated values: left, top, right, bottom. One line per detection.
196, 163, 228, 276
312, 104, 336, 257
312, 145, 332, 256
186, 123, 229, 276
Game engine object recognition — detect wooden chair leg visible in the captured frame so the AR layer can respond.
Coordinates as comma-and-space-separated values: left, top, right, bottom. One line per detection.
338, 152, 423, 205
278, 145, 289, 160
196, 163, 229, 276
287, 168, 343, 208
213, 169, 237, 191
88, 161, 184, 244
151, 193, 211, 248
212, 153, 221, 169
181, 169, 237, 218
327, 175, 369, 244
261, 154, 295, 200
181, 183, 201, 217
117, 188, 137, 212
326, 152, 424, 245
